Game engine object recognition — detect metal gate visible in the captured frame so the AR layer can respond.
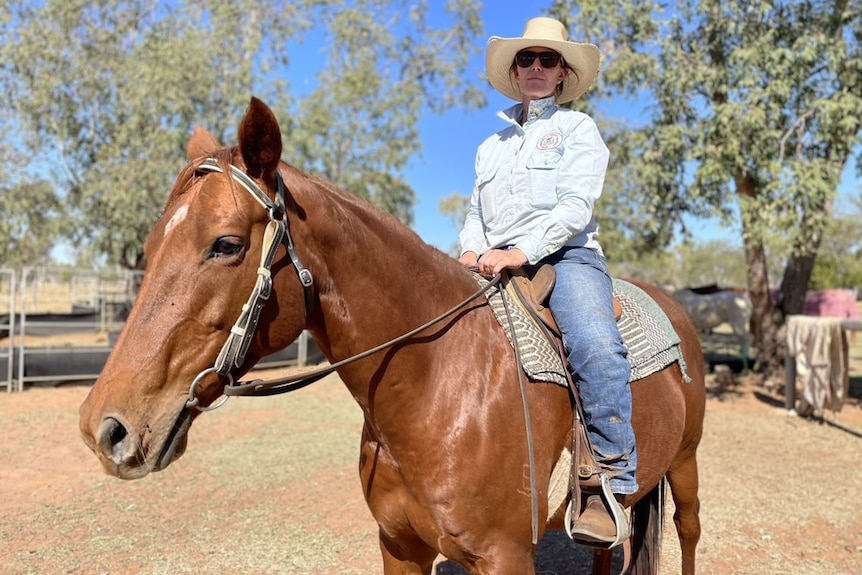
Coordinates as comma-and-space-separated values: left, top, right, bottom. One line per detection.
1, 267, 316, 392
1, 268, 16, 391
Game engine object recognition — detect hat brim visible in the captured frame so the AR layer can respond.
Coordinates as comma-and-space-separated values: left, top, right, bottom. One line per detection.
486, 36, 600, 104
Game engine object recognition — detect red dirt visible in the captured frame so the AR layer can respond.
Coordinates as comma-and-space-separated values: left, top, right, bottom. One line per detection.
1, 370, 861, 574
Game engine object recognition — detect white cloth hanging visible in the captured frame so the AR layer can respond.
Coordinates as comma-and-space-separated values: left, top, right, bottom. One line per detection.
785, 315, 849, 414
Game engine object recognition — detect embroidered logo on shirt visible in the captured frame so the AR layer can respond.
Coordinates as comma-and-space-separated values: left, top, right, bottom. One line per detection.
537, 131, 563, 150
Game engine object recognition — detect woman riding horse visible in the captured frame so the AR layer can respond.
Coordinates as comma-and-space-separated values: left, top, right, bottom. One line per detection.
78, 95, 706, 575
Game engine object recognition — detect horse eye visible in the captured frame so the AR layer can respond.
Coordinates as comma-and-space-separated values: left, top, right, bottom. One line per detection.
209, 236, 245, 259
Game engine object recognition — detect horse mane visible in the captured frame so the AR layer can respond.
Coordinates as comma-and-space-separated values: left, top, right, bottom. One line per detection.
277, 159, 467, 281
156, 148, 232, 215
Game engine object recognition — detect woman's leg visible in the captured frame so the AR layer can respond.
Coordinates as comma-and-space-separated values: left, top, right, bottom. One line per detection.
548, 247, 637, 495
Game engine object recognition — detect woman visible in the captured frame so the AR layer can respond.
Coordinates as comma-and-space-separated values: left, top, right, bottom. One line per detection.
458, 16, 635, 546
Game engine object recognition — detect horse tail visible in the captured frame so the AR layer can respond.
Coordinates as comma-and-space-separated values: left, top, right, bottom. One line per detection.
626, 478, 665, 575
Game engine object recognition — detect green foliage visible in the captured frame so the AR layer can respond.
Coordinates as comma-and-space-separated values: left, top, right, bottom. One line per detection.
549, 0, 861, 375
0, 0, 485, 268
609, 239, 749, 290
810, 209, 862, 289
437, 191, 470, 256
438, 192, 470, 230
0, 179, 66, 267
282, 0, 484, 225
553, 0, 861, 260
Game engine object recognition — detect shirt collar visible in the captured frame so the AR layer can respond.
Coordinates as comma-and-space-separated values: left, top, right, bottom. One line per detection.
497, 96, 558, 130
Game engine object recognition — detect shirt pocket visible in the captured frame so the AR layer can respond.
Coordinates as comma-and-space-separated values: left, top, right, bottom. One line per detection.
525, 150, 562, 207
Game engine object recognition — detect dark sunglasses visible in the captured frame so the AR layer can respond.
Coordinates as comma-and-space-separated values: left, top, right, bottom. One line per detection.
515, 50, 562, 68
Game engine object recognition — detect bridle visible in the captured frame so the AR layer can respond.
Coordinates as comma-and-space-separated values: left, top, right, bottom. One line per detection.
183, 158, 500, 411
184, 158, 313, 411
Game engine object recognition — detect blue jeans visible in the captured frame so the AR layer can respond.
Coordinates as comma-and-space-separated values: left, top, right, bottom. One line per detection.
545, 246, 638, 495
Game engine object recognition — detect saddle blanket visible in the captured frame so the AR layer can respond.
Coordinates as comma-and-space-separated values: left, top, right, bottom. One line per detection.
476, 274, 689, 386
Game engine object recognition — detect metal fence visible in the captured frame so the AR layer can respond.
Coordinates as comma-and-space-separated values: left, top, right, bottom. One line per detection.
1, 268, 16, 391
1, 267, 316, 392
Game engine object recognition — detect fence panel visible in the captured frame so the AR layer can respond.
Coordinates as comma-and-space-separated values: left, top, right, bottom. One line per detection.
1, 267, 318, 391
1, 268, 16, 391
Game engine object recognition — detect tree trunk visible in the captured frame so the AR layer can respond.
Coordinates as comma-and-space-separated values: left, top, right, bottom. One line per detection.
778, 194, 829, 316
743, 231, 784, 380
736, 175, 785, 383
778, 253, 817, 316
743, 186, 829, 385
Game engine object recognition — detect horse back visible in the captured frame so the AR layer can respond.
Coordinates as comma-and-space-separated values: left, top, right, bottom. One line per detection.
625, 278, 705, 379
622, 278, 707, 496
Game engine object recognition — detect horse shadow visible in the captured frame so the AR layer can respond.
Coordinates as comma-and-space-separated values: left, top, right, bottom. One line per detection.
435, 531, 624, 574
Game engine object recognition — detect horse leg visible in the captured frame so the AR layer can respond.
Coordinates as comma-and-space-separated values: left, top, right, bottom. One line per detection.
378, 535, 537, 575
666, 454, 701, 575
378, 532, 437, 575
591, 548, 614, 575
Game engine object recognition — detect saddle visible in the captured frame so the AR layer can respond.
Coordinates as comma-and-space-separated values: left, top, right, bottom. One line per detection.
502, 265, 628, 548
504, 265, 622, 335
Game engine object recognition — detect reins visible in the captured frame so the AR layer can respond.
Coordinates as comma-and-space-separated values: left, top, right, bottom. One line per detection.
223, 273, 501, 397
498, 283, 540, 544
182, 157, 503, 406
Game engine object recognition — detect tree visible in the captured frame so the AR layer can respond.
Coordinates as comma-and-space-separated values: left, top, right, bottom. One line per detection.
0, 0, 484, 268
0, 180, 66, 267
552, 0, 862, 382
281, 1, 484, 225
610, 240, 749, 290
0, 110, 65, 267
811, 196, 862, 289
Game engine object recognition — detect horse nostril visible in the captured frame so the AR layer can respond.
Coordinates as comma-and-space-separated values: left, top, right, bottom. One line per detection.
99, 417, 131, 463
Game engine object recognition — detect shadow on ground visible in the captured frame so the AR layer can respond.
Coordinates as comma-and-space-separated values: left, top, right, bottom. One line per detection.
436, 531, 624, 574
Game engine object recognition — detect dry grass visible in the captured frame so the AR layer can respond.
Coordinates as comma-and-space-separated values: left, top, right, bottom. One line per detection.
1, 367, 861, 574
0, 270, 133, 314
2, 285, 861, 573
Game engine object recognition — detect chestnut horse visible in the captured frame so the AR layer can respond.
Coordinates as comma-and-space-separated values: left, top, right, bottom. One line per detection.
79, 98, 705, 575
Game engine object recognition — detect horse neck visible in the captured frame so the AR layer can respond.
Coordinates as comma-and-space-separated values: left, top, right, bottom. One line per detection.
286, 171, 480, 392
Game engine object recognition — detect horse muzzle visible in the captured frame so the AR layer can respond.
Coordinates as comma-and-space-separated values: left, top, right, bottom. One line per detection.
80, 402, 191, 480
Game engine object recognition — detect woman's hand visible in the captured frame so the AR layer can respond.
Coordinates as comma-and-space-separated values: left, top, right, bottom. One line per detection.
458, 251, 479, 268
477, 248, 528, 276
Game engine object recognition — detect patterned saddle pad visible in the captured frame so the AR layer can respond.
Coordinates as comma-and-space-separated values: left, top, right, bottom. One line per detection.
475, 274, 689, 386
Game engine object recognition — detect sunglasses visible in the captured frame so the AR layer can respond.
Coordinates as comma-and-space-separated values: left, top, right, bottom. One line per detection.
515, 50, 562, 68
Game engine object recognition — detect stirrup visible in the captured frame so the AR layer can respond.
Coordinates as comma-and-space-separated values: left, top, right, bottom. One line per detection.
564, 473, 631, 548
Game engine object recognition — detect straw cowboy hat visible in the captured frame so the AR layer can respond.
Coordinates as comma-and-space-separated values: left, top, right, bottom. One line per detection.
485, 17, 600, 104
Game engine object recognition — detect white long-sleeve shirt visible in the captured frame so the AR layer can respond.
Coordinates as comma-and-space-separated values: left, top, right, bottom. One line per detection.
459, 96, 609, 264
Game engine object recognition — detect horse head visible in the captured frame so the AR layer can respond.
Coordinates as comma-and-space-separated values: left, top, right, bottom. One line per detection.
79, 98, 312, 479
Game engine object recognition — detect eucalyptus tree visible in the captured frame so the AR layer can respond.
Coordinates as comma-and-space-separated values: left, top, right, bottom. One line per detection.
811, 204, 862, 289
0, 179, 65, 267
553, 0, 862, 379
0, 0, 483, 269
279, 1, 484, 225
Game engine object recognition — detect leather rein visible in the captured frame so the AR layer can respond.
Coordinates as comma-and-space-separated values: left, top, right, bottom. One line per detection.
184, 159, 501, 409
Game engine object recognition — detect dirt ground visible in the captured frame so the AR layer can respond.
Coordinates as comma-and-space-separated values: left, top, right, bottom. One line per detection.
2, 325, 862, 574
1, 360, 861, 575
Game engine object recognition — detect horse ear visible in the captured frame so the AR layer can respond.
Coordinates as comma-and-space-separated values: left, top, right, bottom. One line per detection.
187, 127, 221, 160
238, 97, 283, 180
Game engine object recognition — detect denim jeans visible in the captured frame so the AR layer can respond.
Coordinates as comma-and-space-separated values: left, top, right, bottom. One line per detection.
545, 246, 638, 495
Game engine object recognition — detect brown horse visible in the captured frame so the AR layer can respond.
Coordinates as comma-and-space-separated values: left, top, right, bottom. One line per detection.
79, 98, 705, 575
